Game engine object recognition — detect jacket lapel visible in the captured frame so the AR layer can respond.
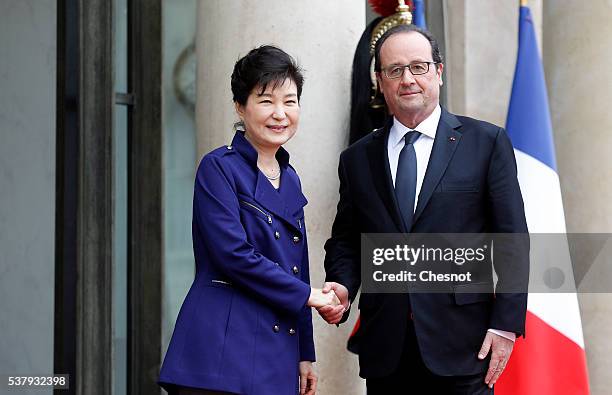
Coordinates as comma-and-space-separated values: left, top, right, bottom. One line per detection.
231, 131, 305, 231
412, 109, 462, 225
366, 124, 406, 233
253, 170, 305, 232
278, 168, 308, 216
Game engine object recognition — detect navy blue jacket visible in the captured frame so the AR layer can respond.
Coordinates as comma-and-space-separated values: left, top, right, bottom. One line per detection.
159, 132, 315, 394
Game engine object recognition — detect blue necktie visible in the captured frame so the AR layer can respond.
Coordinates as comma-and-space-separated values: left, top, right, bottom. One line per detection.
395, 131, 420, 231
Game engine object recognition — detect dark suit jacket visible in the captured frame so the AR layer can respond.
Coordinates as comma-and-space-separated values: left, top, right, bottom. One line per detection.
324, 108, 529, 378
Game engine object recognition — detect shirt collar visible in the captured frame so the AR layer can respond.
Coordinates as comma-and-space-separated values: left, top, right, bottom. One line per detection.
231, 130, 291, 169
389, 104, 442, 149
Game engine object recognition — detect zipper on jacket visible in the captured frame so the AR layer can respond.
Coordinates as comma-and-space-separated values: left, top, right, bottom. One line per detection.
239, 200, 272, 224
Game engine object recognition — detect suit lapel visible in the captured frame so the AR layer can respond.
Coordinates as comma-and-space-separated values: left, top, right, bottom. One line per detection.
413, 109, 462, 225
366, 124, 406, 233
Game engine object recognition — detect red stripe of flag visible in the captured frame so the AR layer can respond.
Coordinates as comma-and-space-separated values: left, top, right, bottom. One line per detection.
496, 311, 590, 394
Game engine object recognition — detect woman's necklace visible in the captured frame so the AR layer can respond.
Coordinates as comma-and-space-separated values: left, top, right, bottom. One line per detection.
262, 166, 281, 180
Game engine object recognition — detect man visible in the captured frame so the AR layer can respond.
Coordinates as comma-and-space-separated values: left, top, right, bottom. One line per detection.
318, 25, 529, 394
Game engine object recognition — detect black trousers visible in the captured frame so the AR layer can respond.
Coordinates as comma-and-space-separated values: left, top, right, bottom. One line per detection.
366, 322, 493, 395
169, 386, 233, 395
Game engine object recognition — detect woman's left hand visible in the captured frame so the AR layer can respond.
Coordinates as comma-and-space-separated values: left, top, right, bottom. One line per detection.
299, 361, 317, 395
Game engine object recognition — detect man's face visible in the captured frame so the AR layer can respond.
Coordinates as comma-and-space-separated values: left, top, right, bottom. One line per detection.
377, 31, 443, 125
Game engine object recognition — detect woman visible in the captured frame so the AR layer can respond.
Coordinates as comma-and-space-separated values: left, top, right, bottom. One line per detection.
159, 45, 339, 395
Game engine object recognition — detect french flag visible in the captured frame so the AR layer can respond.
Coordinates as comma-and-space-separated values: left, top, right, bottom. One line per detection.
412, 0, 426, 29
496, 5, 590, 394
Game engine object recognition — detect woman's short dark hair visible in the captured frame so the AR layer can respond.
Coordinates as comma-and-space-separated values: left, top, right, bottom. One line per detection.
231, 45, 304, 105
374, 24, 444, 72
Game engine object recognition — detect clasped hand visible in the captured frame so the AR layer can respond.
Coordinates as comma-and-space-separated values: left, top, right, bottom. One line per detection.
314, 282, 350, 324
307, 287, 341, 308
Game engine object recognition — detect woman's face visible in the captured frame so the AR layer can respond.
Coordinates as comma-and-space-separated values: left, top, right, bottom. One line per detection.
236, 78, 300, 151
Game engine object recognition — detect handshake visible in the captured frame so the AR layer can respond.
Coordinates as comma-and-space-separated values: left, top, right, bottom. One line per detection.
307, 282, 350, 325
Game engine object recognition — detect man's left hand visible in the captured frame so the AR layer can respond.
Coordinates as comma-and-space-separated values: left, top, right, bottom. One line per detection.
478, 331, 514, 388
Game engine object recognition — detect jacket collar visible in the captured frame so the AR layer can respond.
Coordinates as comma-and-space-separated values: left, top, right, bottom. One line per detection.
231, 131, 290, 170
367, 117, 405, 232
231, 131, 305, 232
412, 108, 463, 225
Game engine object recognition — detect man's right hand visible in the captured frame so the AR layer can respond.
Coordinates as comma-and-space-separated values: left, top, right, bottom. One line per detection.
316, 282, 349, 324
307, 287, 340, 309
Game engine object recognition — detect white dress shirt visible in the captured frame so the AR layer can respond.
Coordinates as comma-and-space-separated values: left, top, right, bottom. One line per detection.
386, 105, 515, 342
387, 105, 441, 210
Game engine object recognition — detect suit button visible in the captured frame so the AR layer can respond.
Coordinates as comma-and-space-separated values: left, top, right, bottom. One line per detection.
293, 236, 300, 243
274, 231, 280, 239
273, 324, 280, 333
289, 328, 296, 335
292, 266, 299, 275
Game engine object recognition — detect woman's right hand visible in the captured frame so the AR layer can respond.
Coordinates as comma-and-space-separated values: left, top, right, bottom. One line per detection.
307, 288, 341, 309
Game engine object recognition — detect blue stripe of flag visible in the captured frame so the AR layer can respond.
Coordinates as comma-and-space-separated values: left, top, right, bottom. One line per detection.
506, 6, 557, 171
412, 0, 427, 29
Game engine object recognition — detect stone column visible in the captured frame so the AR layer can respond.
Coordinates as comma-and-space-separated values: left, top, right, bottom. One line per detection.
445, 0, 542, 125
544, 2, 612, 394
196, 1, 365, 393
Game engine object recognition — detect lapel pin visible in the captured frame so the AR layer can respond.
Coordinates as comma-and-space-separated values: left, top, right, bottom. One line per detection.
449, 136, 456, 142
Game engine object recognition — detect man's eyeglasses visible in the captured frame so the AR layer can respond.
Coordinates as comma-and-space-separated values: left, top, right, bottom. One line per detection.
381, 62, 438, 79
